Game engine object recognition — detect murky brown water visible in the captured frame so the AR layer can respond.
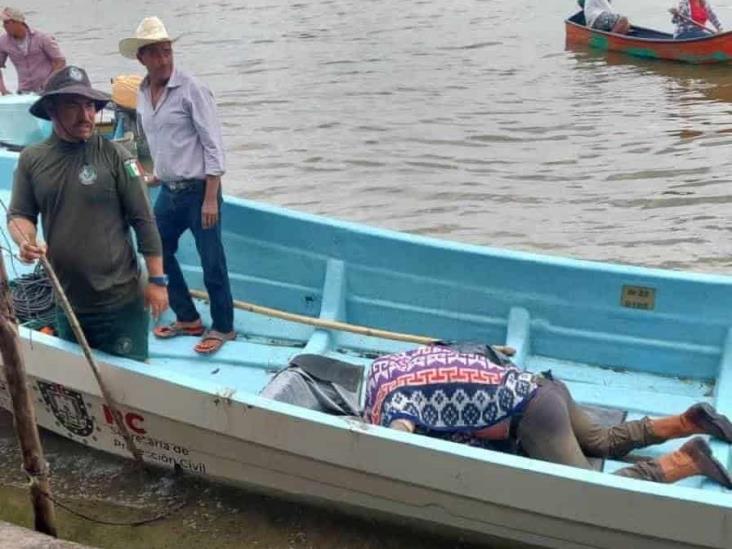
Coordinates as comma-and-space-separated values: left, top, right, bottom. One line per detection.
4, 0, 732, 545
12, 0, 732, 273
0, 411, 525, 548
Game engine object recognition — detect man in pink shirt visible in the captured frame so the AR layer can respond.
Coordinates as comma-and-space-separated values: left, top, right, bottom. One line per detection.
0, 7, 65, 94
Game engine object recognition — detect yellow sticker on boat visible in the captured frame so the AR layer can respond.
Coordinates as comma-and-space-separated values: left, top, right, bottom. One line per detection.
621, 285, 656, 310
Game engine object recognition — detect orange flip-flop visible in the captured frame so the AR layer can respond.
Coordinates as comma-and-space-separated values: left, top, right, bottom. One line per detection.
153, 322, 206, 339
194, 330, 236, 355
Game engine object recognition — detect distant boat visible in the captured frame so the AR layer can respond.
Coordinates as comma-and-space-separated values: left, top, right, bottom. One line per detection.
0, 95, 731, 548
566, 10, 732, 63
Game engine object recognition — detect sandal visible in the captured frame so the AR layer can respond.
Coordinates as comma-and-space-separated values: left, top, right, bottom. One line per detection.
153, 322, 206, 339
194, 330, 236, 355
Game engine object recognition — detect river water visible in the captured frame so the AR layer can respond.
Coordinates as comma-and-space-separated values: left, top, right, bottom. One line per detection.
15, 0, 732, 272
3, 0, 732, 546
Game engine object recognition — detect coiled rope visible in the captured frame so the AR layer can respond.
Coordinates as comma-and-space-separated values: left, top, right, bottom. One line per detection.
10, 263, 55, 327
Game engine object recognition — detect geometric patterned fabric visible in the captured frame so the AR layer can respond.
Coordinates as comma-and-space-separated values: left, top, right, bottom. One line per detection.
364, 345, 538, 442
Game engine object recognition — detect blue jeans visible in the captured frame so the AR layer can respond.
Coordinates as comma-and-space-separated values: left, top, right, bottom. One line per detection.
154, 182, 234, 333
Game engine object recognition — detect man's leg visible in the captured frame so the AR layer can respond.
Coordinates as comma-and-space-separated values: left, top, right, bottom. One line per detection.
612, 16, 630, 35
616, 437, 732, 487
54, 298, 149, 362
154, 187, 201, 325
517, 382, 594, 469
188, 191, 234, 336
550, 380, 662, 459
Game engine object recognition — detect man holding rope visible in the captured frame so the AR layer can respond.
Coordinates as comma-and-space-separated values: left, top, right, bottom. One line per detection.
6, 65, 168, 362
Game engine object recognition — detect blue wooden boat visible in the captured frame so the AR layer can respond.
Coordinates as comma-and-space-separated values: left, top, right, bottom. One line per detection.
0, 96, 730, 548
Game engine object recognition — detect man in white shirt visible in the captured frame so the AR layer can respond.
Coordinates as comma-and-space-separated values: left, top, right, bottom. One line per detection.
583, 0, 630, 34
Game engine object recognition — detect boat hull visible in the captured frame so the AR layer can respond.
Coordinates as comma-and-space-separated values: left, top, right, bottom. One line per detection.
565, 11, 732, 63
1, 333, 729, 549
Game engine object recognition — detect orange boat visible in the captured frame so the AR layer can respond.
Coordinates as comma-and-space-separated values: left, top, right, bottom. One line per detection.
565, 10, 732, 63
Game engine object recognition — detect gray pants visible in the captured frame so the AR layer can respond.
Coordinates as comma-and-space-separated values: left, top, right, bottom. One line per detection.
517, 378, 665, 481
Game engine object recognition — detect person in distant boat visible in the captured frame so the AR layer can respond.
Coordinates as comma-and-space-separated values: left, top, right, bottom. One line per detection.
583, 0, 631, 35
670, 0, 723, 39
365, 345, 732, 488
0, 7, 65, 95
6, 66, 168, 362
119, 16, 235, 355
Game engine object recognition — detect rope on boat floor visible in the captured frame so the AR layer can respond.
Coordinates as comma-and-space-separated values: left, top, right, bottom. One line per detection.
10, 263, 55, 327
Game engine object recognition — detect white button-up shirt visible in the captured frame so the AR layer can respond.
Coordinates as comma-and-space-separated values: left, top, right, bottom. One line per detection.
137, 68, 226, 182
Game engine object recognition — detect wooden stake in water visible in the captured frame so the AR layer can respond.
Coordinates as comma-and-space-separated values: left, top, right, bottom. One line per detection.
0, 251, 57, 536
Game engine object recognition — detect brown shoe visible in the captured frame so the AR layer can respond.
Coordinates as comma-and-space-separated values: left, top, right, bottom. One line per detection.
684, 403, 732, 443
659, 437, 732, 488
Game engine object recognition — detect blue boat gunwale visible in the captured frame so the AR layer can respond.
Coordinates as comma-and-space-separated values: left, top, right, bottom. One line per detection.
566, 10, 732, 43
226, 193, 732, 285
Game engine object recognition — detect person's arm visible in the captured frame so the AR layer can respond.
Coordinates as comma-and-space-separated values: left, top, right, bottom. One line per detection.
202, 175, 220, 229
40, 34, 65, 71
8, 216, 45, 262
0, 49, 9, 95
142, 254, 167, 319
6, 153, 44, 262
707, 1, 723, 31
0, 70, 8, 96
187, 81, 226, 230
114, 147, 168, 319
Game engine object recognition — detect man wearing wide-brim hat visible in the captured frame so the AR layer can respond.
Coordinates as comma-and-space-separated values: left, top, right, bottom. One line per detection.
6, 65, 169, 362
120, 17, 235, 355
0, 6, 66, 94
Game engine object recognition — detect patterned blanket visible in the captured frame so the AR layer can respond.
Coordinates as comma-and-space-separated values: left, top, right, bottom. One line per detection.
364, 345, 537, 438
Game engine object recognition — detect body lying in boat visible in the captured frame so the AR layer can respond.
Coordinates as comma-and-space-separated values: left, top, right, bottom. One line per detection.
362, 343, 732, 488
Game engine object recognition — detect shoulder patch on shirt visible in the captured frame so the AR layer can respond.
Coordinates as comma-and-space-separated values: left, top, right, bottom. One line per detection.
124, 159, 142, 179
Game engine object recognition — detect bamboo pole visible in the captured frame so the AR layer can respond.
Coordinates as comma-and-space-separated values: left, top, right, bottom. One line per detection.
0, 251, 57, 536
1, 207, 145, 470
190, 289, 515, 356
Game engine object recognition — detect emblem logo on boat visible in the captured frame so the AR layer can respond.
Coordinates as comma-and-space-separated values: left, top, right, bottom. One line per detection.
78, 164, 97, 186
621, 285, 656, 310
68, 67, 84, 82
38, 381, 94, 437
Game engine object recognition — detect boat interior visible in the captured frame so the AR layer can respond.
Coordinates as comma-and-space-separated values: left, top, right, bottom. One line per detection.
568, 11, 678, 41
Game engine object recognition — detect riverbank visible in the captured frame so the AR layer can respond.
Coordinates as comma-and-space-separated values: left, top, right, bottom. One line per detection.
0, 519, 91, 548
0, 411, 521, 548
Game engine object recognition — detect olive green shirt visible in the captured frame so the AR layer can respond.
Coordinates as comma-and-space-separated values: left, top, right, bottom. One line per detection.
8, 133, 162, 313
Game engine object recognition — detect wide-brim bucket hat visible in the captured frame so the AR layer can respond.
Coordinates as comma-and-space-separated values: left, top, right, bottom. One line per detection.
119, 16, 179, 59
30, 65, 110, 120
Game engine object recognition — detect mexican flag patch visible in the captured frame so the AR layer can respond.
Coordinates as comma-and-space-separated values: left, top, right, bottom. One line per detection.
124, 159, 143, 179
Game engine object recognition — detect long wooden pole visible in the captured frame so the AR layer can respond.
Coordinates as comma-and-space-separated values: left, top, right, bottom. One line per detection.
190, 289, 515, 356
0, 252, 57, 536
1, 206, 145, 469
37, 254, 145, 468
